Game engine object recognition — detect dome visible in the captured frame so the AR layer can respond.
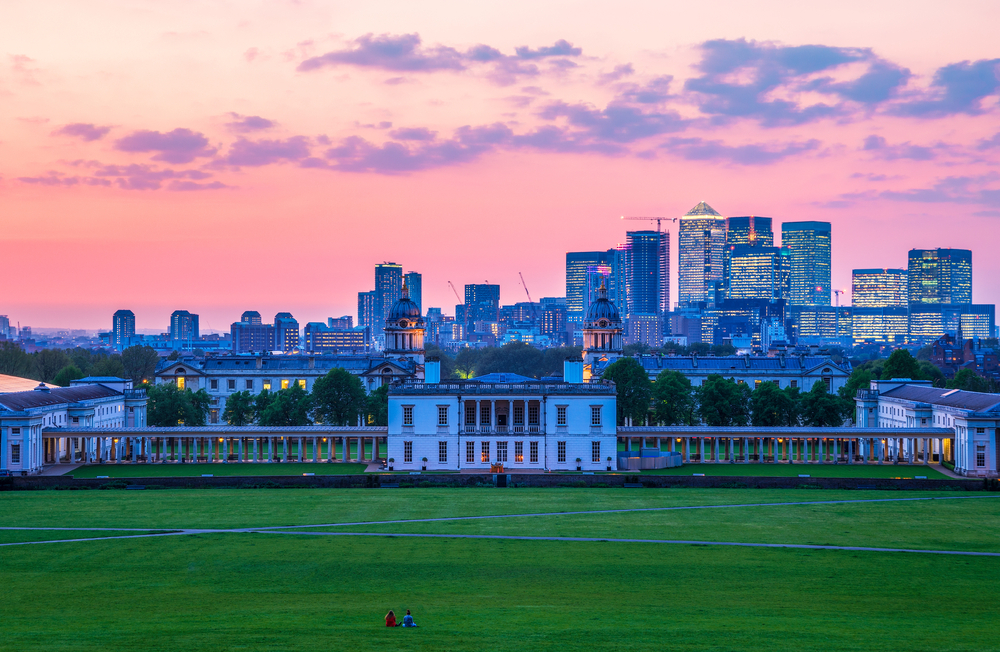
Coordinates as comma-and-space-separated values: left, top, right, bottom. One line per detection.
386, 280, 423, 325
584, 282, 621, 326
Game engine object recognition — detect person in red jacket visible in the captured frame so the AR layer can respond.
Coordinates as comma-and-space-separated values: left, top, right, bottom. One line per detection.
385, 610, 397, 627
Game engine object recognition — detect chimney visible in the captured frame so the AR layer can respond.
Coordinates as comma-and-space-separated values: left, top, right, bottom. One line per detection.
425, 359, 441, 384
564, 360, 584, 384
308, 357, 315, 370
255, 356, 262, 370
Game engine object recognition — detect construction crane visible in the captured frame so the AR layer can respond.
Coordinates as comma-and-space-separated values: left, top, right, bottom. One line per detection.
447, 281, 462, 305
518, 272, 539, 322
832, 289, 844, 307
620, 215, 678, 233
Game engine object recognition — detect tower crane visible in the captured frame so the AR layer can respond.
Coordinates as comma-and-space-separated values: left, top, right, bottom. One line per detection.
447, 281, 462, 305
620, 216, 678, 233
832, 289, 844, 307
519, 272, 539, 322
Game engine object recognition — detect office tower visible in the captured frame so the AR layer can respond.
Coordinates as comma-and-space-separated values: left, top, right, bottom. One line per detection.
727, 245, 787, 300
623, 231, 669, 316
907, 249, 972, 304
724, 215, 773, 290
357, 291, 377, 330
464, 284, 500, 323
852, 269, 907, 307
678, 201, 726, 305
169, 310, 200, 341
781, 221, 832, 306
112, 309, 135, 350
0, 315, 9, 339
231, 313, 274, 353
328, 316, 353, 329
273, 312, 299, 352
375, 262, 403, 322
403, 271, 422, 314
566, 249, 622, 321
909, 304, 994, 343
241, 310, 262, 325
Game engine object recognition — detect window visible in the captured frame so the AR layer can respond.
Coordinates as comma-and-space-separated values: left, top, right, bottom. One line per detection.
557, 441, 566, 463
515, 441, 523, 463
245, 380, 253, 390
210, 379, 219, 390
557, 405, 567, 426
404, 441, 413, 463
497, 441, 508, 462
228, 379, 236, 391
530, 441, 538, 463
754, 380, 761, 389
403, 406, 413, 426
513, 404, 524, 424
72, 417, 79, 424
263, 379, 272, 391
481, 441, 490, 463
281, 379, 290, 390
438, 406, 448, 426
976, 445, 986, 468
465, 403, 476, 426
592, 441, 601, 463
480, 403, 491, 427
438, 441, 448, 463
466, 441, 475, 463
11, 427, 19, 434
528, 404, 539, 425
11, 444, 20, 464
298, 379, 306, 389
790, 380, 797, 389
591, 406, 602, 427
177, 377, 186, 390
977, 427, 986, 434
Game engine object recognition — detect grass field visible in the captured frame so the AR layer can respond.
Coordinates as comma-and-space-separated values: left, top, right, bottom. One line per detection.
66, 462, 370, 478
1, 488, 997, 651
642, 462, 950, 479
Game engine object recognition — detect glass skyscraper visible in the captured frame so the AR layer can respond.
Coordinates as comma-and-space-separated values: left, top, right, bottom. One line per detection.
678, 201, 726, 305
724, 215, 773, 292
781, 221, 831, 306
403, 271, 422, 314
623, 230, 669, 316
464, 284, 501, 323
375, 262, 403, 323
851, 268, 908, 344
727, 245, 788, 301
907, 248, 972, 304
566, 249, 622, 321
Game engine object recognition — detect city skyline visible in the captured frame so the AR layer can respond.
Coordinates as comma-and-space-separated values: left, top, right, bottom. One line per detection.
3, 1, 1000, 329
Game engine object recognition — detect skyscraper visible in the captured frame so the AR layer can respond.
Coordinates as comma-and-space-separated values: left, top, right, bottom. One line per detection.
464, 284, 501, 323
273, 312, 300, 352
781, 221, 831, 306
357, 291, 377, 330
678, 201, 725, 305
724, 215, 773, 290
169, 310, 200, 341
623, 231, 669, 316
852, 269, 907, 307
403, 271, 422, 314
565, 250, 622, 321
375, 262, 403, 322
727, 245, 788, 300
112, 309, 135, 350
907, 249, 972, 304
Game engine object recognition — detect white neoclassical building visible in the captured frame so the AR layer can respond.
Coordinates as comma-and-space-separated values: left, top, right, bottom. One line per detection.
386, 361, 618, 472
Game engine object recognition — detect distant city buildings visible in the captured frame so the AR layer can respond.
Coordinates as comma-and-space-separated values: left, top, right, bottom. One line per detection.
375, 262, 403, 323
908, 248, 972, 305
112, 309, 135, 349
781, 221, 832, 307
678, 201, 725, 306
566, 249, 623, 322
404, 271, 422, 314
169, 310, 199, 341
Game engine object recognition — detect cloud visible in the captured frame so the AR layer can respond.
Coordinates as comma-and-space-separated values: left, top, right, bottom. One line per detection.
114, 128, 216, 164
225, 113, 275, 133
17, 172, 110, 187
893, 59, 1000, 117
599, 63, 635, 84
92, 163, 216, 190
168, 180, 231, 191
877, 174, 1000, 207
684, 38, 909, 125
861, 135, 936, 160
389, 127, 437, 141
514, 39, 582, 60
615, 75, 673, 104
53, 123, 111, 141
298, 33, 465, 72
977, 132, 1000, 150
662, 137, 821, 165
538, 100, 686, 143
244, 47, 261, 63
217, 136, 312, 167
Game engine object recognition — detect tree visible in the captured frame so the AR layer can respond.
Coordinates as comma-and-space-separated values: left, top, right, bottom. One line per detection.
602, 357, 652, 425
0, 342, 36, 379
67, 348, 99, 376
476, 342, 544, 378
121, 345, 160, 384
365, 384, 389, 426
540, 346, 583, 378
696, 375, 751, 426
882, 349, 921, 380
146, 383, 209, 427
222, 390, 256, 426
91, 354, 126, 378
919, 361, 946, 388
33, 349, 71, 383
312, 368, 366, 425
258, 383, 312, 426
947, 369, 994, 393
651, 370, 694, 425
167, 350, 180, 361
424, 344, 457, 380
52, 365, 85, 387
750, 381, 798, 427
799, 380, 845, 427
454, 347, 481, 379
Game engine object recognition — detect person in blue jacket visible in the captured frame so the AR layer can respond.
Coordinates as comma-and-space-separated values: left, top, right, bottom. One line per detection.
401, 609, 418, 627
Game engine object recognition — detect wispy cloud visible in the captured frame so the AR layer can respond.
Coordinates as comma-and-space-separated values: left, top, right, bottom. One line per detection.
115, 128, 217, 164
53, 123, 112, 141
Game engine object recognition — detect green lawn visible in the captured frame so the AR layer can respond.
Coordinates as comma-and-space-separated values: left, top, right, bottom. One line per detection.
639, 462, 950, 479
66, 462, 370, 478
0, 529, 168, 544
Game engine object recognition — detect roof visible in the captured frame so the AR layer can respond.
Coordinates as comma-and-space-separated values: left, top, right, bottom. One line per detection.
76, 376, 127, 382
0, 385, 122, 412
157, 355, 416, 374
468, 373, 537, 383
0, 374, 55, 393
683, 201, 721, 217
881, 385, 1000, 413
604, 355, 850, 375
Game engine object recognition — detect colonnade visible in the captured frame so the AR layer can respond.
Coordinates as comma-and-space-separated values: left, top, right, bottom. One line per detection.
619, 435, 952, 465
44, 435, 386, 464
461, 399, 542, 434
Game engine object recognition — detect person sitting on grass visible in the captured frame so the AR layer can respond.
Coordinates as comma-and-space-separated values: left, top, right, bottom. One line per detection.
401, 609, 417, 627
385, 610, 396, 627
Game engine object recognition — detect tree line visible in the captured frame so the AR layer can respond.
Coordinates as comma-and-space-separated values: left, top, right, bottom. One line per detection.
0, 342, 161, 386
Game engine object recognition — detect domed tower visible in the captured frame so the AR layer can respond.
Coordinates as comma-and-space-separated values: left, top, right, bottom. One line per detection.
582, 280, 623, 378
384, 280, 425, 367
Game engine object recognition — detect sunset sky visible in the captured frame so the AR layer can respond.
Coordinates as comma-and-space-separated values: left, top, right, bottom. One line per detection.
3, 0, 1000, 332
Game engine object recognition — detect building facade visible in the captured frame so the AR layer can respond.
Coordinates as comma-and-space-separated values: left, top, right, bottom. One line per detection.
726, 245, 788, 301
908, 248, 972, 305
375, 263, 403, 323
112, 309, 135, 350
169, 310, 200, 341
781, 221, 831, 307
678, 202, 725, 306
565, 249, 623, 322
623, 230, 669, 317
403, 271, 422, 315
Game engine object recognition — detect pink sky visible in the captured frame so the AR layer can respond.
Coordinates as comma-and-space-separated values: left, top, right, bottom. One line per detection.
2, 0, 999, 331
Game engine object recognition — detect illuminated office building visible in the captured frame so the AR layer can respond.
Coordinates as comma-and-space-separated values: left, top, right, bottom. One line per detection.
623, 231, 669, 317
566, 250, 622, 321
851, 268, 908, 345
678, 201, 725, 305
403, 272, 422, 315
781, 221, 831, 307
727, 245, 788, 301
907, 249, 972, 305
724, 216, 773, 290
375, 263, 403, 322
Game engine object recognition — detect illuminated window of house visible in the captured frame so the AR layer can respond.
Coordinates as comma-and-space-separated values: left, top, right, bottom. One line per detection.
297, 379, 306, 389
514, 441, 523, 463
281, 379, 289, 390
177, 377, 186, 390
754, 380, 761, 389
481, 441, 490, 463
263, 379, 271, 391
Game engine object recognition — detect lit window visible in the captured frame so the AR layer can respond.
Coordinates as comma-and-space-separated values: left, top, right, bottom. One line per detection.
754, 380, 761, 388
515, 441, 523, 463
438, 406, 448, 426
263, 379, 271, 391
404, 441, 413, 463
481, 441, 490, 463
591, 406, 601, 427
557, 441, 566, 463
497, 441, 508, 462
557, 406, 567, 426
176, 377, 186, 390
281, 379, 290, 390
403, 406, 413, 426
466, 440, 475, 463
298, 379, 306, 389
438, 441, 447, 463
530, 441, 538, 463
592, 441, 601, 463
